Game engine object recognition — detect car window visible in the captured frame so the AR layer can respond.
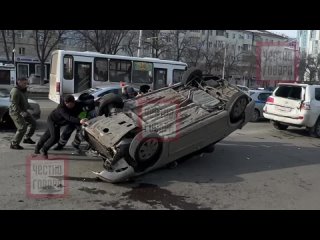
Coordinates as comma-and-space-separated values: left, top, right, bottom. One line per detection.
0, 88, 10, 98
258, 92, 272, 102
275, 86, 302, 100
97, 88, 120, 98
315, 88, 320, 101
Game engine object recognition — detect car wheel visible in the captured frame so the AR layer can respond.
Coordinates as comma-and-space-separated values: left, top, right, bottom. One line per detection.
272, 121, 288, 130
129, 131, 163, 172
309, 119, 320, 138
181, 67, 203, 86
251, 109, 260, 122
1, 112, 15, 129
98, 93, 124, 117
226, 92, 248, 123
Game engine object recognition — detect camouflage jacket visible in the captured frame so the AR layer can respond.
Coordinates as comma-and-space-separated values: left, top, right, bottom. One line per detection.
9, 86, 31, 115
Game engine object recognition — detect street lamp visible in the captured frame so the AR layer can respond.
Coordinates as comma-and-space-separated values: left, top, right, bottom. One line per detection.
12, 48, 16, 65
222, 42, 227, 79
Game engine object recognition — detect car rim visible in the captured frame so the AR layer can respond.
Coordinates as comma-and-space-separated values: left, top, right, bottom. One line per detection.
138, 138, 159, 161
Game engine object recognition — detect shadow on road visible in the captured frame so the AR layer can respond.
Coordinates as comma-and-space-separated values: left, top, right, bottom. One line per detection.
132, 140, 320, 186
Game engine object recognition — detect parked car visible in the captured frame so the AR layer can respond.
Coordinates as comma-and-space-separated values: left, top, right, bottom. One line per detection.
237, 85, 250, 95
72, 84, 138, 104
0, 88, 41, 128
249, 89, 273, 122
81, 68, 255, 183
263, 82, 320, 137
28, 74, 49, 84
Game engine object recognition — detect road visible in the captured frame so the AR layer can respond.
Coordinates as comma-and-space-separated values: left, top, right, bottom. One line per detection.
0, 99, 320, 209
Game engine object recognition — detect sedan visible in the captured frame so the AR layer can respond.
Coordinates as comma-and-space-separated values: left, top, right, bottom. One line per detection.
0, 88, 41, 128
249, 89, 272, 122
82, 68, 254, 183
72, 84, 138, 103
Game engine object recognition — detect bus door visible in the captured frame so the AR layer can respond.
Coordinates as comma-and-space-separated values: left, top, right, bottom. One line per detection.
154, 68, 167, 89
74, 60, 92, 93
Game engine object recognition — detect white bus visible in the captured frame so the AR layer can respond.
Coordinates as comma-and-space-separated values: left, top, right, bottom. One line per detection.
49, 50, 188, 103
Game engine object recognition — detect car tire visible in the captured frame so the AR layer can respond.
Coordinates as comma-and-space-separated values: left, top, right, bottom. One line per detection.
129, 131, 163, 172
251, 109, 260, 122
272, 121, 288, 130
181, 67, 203, 86
98, 93, 124, 117
309, 118, 320, 138
226, 92, 248, 123
1, 111, 15, 129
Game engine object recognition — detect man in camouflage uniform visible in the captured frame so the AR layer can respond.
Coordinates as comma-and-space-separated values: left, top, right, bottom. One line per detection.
9, 78, 36, 149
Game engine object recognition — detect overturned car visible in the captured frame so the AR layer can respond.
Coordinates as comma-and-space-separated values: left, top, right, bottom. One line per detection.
82, 68, 255, 183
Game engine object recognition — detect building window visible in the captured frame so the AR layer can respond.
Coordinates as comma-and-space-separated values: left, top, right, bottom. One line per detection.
216, 30, 225, 36
5, 30, 10, 37
238, 46, 241, 51
209, 42, 212, 48
202, 30, 206, 35
35, 64, 47, 80
19, 47, 25, 55
17, 64, 29, 79
17, 31, 24, 39
239, 35, 244, 39
226, 32, 229, 38
209, 30, 213, 36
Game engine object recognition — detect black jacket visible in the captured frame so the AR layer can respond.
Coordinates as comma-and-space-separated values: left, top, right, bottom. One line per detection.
49, 102, 83, 126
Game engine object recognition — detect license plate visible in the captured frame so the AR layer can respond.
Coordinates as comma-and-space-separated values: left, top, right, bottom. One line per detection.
275, 106, 291, 112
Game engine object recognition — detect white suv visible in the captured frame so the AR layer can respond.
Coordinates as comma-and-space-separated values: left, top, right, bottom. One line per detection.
263, 83, 320, 137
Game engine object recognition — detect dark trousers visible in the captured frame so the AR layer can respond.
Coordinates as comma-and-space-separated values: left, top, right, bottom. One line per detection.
59, 124, 81, 147
37, 118, 61, 152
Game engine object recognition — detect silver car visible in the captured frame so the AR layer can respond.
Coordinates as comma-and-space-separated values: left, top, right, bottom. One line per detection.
82, 68, 255, 183
249, 89, 272, 122
0, 88, 41, 128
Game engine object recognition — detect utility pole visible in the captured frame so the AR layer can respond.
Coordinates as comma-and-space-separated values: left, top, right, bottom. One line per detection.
137, 30, 142, 57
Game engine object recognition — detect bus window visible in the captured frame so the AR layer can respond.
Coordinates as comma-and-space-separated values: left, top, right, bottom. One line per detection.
132, 61, 153, 84
63, 55, 73, 80
109, 59, 131, 83
173, 69, 185, 84
74, 62, 92, 93
94, 58, 108, 81
154, 68, 167, 89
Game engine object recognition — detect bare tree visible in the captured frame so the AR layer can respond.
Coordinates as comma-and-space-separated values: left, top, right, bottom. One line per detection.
123, 30, 139, 56
184, 40, 205, 67
33, 30, 67, 85
77, 30, 129, 54
143, 30, 171, 58
0, 30, 10, 62
168, 30, 191, 61
0, 30, 16, 63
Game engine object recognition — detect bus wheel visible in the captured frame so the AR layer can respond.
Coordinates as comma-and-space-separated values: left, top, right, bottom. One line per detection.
181, 67, 203, 86
98, 93, 124, 117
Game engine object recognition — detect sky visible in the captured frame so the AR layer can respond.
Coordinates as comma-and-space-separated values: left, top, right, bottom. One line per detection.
268, 30, 297, 38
